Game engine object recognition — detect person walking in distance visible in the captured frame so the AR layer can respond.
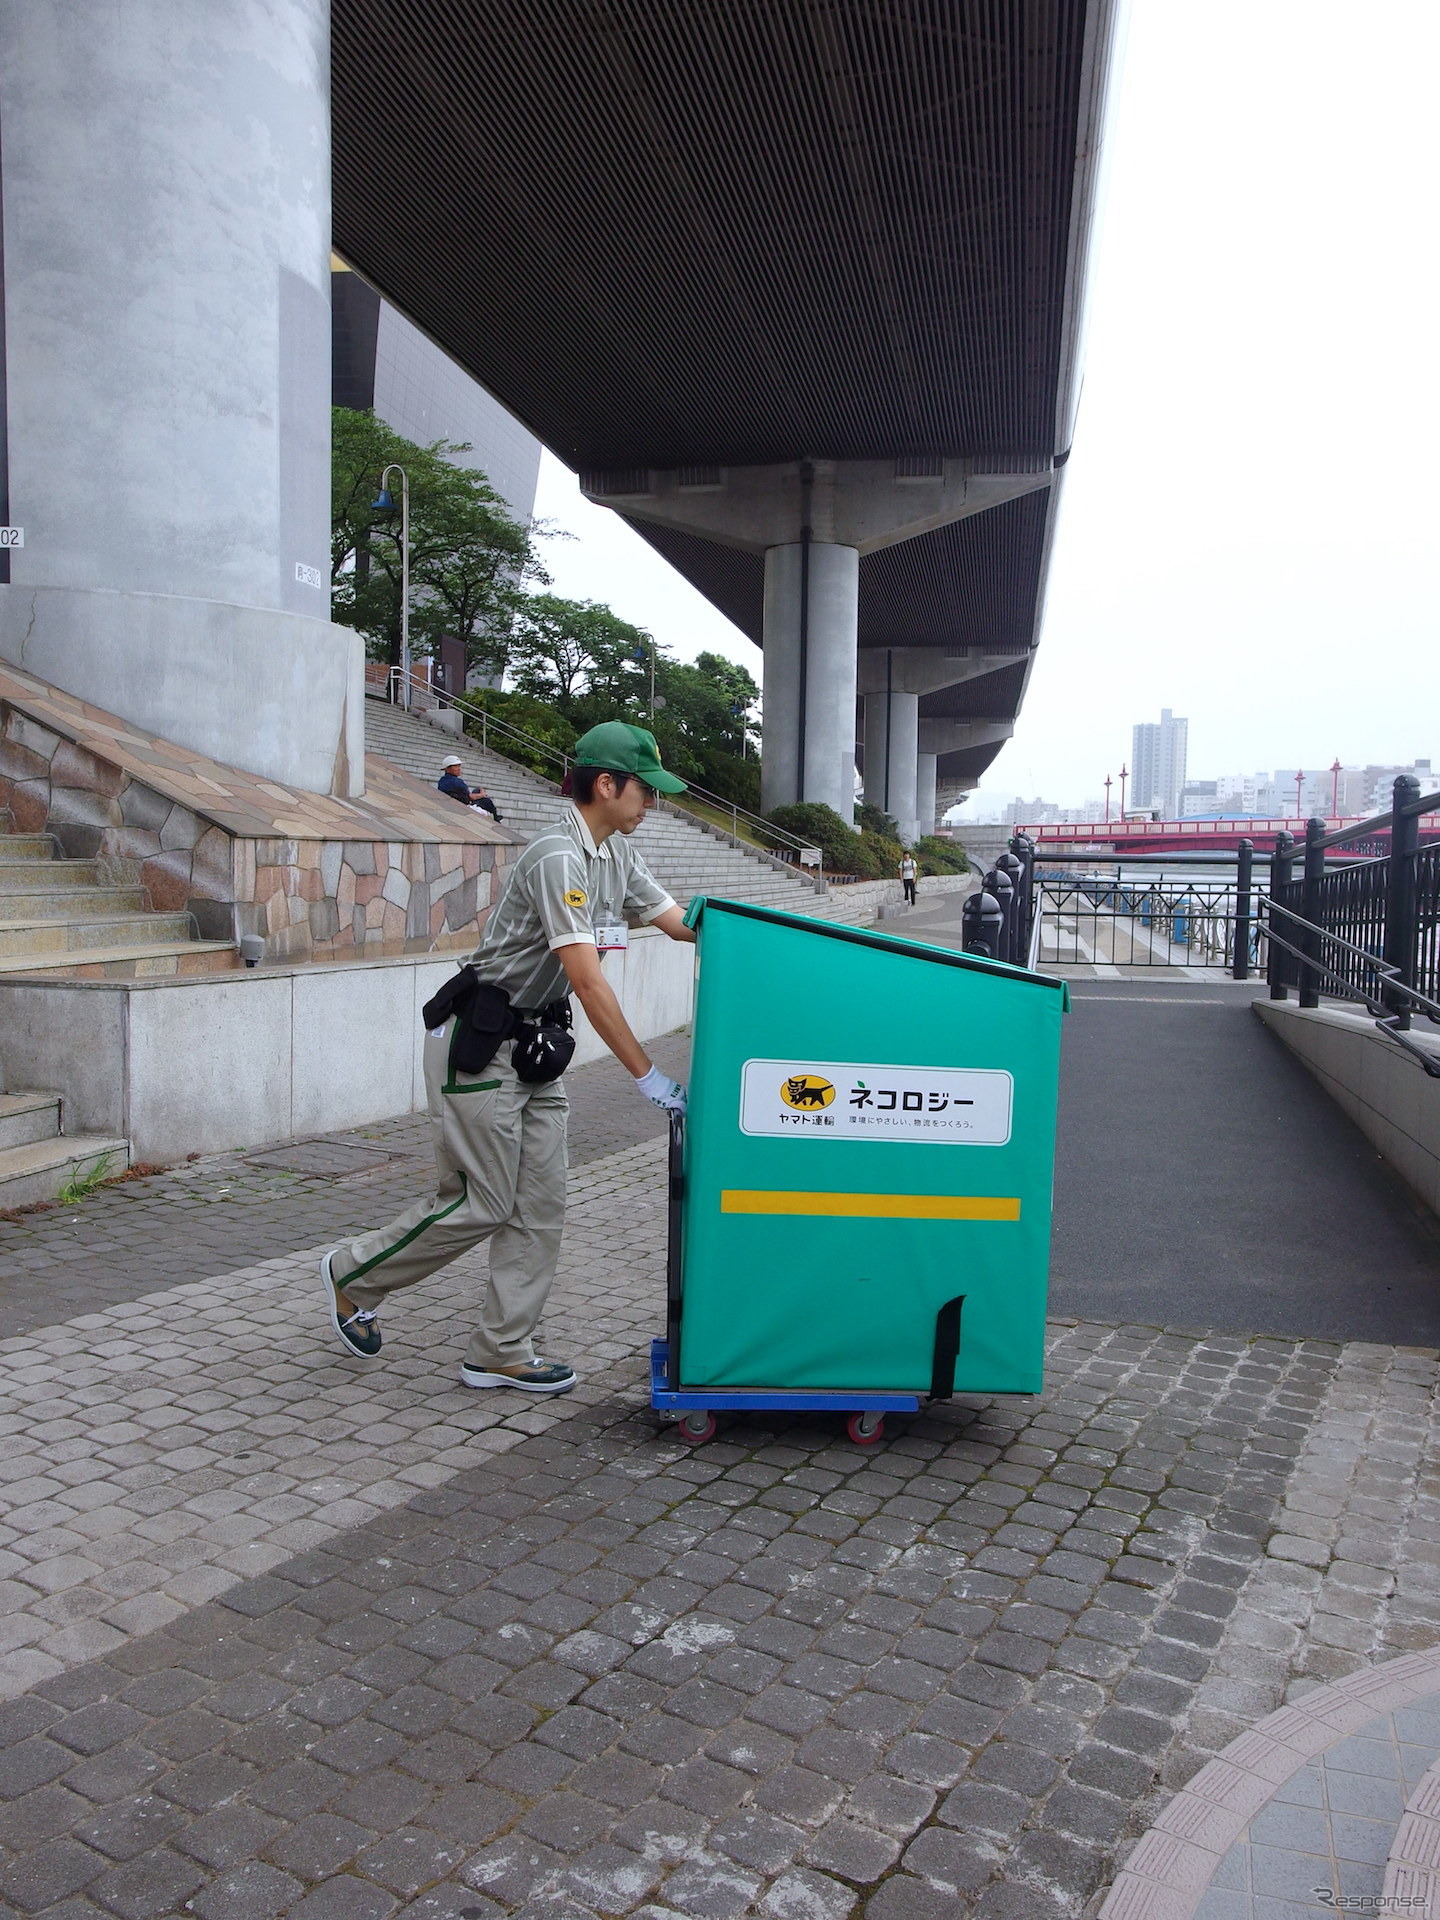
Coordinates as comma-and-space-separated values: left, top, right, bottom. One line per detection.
899, 850, 919, 906
320, 722, 694, 1394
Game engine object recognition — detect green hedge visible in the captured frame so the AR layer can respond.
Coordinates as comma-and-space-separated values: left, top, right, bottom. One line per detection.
766, 801, 912, 880
914, 835, 970, 877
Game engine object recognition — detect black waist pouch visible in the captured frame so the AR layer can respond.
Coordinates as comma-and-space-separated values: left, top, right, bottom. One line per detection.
422, 966, 518, 1075
512, 996, 576, 1085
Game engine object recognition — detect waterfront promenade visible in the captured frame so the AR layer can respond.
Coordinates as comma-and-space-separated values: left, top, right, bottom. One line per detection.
0, 905, 1436, 1919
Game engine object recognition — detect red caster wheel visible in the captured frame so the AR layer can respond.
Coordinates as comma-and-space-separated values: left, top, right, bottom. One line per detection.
848, 1411, 885, 1445
680, 1410, 716, 1443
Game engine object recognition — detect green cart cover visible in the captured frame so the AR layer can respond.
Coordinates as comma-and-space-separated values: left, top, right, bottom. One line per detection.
676, 897, 1068, 1397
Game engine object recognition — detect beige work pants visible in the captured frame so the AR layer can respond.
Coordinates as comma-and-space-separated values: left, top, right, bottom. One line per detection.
330, 1025, 568, 1370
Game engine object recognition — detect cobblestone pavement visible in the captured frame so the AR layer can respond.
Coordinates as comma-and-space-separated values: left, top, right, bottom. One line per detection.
0, 1035, 692, 1339
1, 1036, 1439, 1918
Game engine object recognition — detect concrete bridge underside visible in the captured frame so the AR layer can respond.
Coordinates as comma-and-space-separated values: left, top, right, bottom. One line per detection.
333, 0, 1123, 827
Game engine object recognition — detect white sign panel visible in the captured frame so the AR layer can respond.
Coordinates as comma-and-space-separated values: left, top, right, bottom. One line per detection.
294, 560, 324, 589
739, 1058, 1013, 1145
0, 527, 24, 548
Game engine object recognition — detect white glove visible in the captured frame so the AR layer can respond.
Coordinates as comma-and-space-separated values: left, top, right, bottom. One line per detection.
636, 1065, 688, 1115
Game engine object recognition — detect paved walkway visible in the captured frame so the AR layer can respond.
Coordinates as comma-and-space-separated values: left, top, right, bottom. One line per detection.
0, 1030, 1437, 1918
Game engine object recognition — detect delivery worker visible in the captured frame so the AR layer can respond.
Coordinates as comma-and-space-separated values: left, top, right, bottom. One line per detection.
320, 721, 694, 1394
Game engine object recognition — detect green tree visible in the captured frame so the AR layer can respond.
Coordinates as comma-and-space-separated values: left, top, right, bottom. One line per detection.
331, 407, 538, 672
505, 596, 653, 718
648, 652, 760, 784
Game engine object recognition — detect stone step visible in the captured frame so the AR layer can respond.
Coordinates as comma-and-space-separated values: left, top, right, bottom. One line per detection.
0, 836, 61, 861
0, 886, 148, 919
0, 859, 104, 890
364, 697, 824, 907
0, 912, 196, 959
0, 1091, 61, 1152
0, 939, 235, 978
0, 1133, 130, 1208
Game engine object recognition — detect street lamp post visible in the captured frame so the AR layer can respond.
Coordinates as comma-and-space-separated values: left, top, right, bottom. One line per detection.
372, 465, 410, 710
1103, 773, 1112, 823
1118, 763, 1128, 818
1330, 757, 1342, 819
1294, 769, 1304, 819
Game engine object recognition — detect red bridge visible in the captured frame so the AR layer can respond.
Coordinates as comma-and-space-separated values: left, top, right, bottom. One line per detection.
1020, 817, 1440, 858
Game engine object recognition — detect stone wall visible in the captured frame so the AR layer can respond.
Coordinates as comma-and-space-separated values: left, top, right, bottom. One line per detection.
0, 930, 695, 1160
0, 705, 503, 961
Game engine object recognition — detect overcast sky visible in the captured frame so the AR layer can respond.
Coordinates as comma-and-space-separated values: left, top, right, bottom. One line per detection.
531, 0, 1439, 819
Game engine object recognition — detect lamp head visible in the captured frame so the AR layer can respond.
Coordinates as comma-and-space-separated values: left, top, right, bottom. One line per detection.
371, 487, 395, 511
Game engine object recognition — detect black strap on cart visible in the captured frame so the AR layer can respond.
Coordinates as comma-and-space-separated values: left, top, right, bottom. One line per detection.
665, 1111, 684, 1391
929, 1296, 966, 1401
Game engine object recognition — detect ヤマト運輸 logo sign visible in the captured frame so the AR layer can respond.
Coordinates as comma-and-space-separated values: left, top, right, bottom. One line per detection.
779, 1074, 835, 1111
740, 1058, 1013, 1144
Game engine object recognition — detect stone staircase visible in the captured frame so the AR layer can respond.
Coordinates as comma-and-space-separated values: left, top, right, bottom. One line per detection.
364, 697, 831, 912
0, 1088, 129, 1210
0, 808, 230, 1203
0, 812, 233, 978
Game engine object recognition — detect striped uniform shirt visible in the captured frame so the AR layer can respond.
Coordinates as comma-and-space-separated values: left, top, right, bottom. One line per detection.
467, 805, 675, 1010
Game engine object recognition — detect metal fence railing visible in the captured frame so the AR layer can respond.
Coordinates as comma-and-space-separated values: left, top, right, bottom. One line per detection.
1034, 874, 1243, 970
1262, 775, 1440, 1073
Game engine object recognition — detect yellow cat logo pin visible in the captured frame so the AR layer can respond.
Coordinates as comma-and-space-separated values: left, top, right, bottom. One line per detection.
563, 887, 587, 908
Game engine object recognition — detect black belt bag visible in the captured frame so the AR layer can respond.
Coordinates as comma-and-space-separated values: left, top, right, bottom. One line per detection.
422, 965, 517, 1075
512, 997, 575, 1085
422, 970, 574, 1084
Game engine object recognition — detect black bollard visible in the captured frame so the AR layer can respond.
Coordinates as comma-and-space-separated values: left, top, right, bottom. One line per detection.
962, 890, 1005, 958
983, 866, 1016, 962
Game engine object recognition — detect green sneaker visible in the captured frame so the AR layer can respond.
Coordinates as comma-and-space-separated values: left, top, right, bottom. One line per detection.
319, 1249, 381, 1359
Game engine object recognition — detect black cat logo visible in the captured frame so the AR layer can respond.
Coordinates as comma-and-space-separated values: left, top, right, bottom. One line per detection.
781, 1074, 835, 1110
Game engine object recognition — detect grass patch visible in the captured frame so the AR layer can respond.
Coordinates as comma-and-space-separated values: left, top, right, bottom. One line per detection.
57, 1150, 122, 1206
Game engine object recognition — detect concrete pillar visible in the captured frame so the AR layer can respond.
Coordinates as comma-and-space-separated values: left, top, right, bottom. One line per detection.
862, 688, 920, 844
0, 0, 364, 795
915, 754, 938, 839
760, 541, 859, 819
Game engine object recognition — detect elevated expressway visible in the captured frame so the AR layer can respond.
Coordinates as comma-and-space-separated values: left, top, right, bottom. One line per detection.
333, 0, 1123, 839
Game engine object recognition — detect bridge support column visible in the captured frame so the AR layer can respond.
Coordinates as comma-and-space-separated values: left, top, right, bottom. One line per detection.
0, 0, 364, 796
760, 542, 859, 819
861, 690, 920, 842
582, 463, 1056, 827
916, 754, 938, 838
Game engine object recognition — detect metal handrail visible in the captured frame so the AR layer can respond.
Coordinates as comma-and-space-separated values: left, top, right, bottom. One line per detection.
1257, 891, 1440, 1076
1027, 899, 1045, 972
1304, 788, 1440, 855
448, 693, 825, 888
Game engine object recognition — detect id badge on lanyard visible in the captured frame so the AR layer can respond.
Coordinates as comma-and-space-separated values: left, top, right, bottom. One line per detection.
594, 924, 629, 954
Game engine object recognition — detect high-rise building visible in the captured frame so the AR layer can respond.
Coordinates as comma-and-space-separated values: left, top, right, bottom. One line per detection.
1130, 709, 1188, 818
332, 261, 541, 525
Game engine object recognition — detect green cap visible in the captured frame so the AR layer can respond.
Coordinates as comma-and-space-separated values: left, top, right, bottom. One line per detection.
573, 721, 687, 794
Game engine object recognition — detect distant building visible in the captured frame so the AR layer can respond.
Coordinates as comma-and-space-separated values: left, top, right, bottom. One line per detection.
1180, 780, 1218, 817
1131, 709, 1188, 818
332, 259, 542, 523
332, 260, 543, 691
1362, 759, 1433, 813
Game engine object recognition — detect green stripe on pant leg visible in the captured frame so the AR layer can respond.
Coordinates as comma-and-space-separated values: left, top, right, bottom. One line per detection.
343, 1173, 469, 1282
